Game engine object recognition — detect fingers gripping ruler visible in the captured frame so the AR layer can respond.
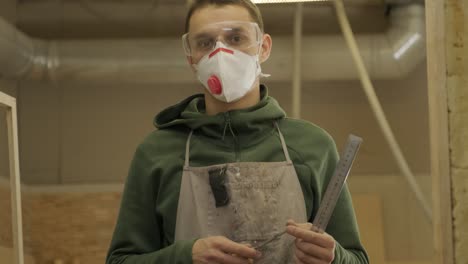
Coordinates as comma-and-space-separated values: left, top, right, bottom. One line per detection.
312, 134, 362, 234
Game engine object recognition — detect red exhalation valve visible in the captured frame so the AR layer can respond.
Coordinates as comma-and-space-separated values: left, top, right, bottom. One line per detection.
207, 75, 222, 95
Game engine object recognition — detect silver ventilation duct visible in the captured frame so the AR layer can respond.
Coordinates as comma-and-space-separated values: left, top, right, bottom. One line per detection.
0, 4, 424, 83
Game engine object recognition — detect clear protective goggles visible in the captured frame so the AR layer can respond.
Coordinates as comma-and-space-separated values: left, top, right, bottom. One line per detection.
182, 21, 263, 59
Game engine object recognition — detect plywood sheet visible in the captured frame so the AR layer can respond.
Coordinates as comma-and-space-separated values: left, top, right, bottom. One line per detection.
352, 193, 386, 264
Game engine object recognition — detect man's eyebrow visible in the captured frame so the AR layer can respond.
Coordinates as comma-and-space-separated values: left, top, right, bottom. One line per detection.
192, 32, 213, 40
191, 27, 249, 40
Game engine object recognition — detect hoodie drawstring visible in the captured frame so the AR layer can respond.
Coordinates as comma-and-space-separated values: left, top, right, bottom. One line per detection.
222, 113, 237, 142
222, 113, 240, 162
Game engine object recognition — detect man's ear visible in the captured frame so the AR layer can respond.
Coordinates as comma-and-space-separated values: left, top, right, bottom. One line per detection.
259, 34, 272, 63
187, 56, 196, 73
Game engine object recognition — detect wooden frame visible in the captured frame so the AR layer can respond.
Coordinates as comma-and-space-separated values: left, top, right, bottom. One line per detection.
0, 91, 24, 264
425, 0, 454, 264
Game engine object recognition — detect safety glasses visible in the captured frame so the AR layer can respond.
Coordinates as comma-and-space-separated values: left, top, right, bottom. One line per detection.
182, 21, 263, 59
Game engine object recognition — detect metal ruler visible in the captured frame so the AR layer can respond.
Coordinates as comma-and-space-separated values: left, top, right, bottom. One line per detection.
312, 134, 362, 233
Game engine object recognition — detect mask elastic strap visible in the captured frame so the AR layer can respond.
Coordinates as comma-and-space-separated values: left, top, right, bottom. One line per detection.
257, 37, 270, 78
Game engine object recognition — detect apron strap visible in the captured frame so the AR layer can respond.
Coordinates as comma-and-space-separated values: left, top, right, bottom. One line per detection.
274, 121, 292, 163
184, 130, 194, 168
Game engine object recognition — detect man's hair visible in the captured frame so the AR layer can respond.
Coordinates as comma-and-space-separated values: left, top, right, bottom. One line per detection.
184, 0, 264, 33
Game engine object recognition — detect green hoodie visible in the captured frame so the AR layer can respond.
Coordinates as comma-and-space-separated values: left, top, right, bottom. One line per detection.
106, 85, 369, 264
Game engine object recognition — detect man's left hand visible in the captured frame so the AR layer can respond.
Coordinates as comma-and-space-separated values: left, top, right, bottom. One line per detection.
285, 219, 335, 264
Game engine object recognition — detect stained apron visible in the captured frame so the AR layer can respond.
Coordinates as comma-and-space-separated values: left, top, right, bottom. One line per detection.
175, 123, 308, 263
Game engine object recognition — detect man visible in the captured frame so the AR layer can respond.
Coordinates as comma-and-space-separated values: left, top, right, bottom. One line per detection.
106, 0, 369, 263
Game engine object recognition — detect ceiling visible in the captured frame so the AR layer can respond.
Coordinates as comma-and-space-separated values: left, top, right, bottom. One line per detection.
14, 0, 392, 39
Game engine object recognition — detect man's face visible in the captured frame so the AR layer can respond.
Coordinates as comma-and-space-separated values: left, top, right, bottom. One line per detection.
186, 5, 271, 65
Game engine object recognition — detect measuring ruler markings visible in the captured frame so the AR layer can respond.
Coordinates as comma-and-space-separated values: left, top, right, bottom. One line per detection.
311, 134, 362, 233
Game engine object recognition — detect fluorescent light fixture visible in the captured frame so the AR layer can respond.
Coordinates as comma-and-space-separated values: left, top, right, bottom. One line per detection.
393, 33, 421, 60
252, 0, 330, 3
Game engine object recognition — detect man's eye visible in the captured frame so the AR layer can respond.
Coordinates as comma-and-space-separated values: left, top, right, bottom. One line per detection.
196, 39, 214, 49
229, 35, 243, 44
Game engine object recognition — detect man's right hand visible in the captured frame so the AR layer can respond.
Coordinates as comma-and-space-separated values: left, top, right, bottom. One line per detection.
192, 236, 262, 264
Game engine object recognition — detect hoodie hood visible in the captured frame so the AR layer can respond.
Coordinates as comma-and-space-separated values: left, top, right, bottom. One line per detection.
154, 85, 286, 146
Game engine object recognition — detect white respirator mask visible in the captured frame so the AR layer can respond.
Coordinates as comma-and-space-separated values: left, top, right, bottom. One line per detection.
193, 42, 266, 103
182, 21, 270, 103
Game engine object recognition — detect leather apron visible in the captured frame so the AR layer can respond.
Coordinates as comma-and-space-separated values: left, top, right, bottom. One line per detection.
174, 123, 308, 263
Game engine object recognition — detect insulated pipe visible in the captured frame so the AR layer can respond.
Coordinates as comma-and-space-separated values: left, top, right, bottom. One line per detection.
333, 0, 432, 222
0, 5, 425, 83
292, 2, 303, 119
277, 4, 426, 81
0, 20, 189, 83
0, 19, 45, 80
